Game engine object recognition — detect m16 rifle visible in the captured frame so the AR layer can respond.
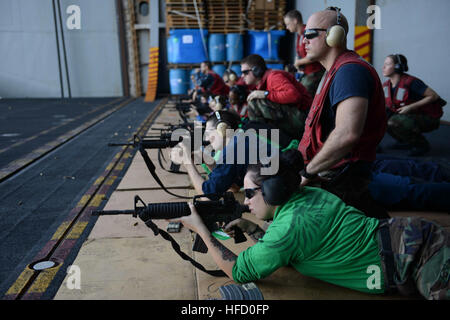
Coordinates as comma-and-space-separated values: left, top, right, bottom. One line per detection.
108, 132, 209, 199
92, 192, 249, 276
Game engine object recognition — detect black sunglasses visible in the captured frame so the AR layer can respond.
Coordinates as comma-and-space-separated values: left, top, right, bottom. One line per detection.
303, 28, 327, 40
241, 69, 252, 75
244, 187, 261, 199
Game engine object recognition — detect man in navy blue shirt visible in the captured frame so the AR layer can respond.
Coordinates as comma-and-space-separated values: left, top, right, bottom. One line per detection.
298, 7, 388, 219
321, 64, 374, 140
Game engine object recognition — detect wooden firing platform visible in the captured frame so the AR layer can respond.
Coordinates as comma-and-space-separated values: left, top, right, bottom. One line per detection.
53, 104, 448, 300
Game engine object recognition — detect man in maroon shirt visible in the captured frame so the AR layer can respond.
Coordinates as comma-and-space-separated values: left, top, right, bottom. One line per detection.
241, 54, 312, 139
284, 9, 325, 96
195, 61, 229, 98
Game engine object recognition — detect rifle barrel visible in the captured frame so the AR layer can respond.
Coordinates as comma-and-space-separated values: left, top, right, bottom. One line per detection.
108, 142, 133, 147
92, 209, 136, 216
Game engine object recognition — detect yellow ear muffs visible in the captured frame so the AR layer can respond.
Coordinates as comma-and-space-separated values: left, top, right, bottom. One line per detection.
214, 96, 223, 110
216, 122, 229, 137
229, 73, 237, 82
325, 6, 346, 48
326, 25, 346, 47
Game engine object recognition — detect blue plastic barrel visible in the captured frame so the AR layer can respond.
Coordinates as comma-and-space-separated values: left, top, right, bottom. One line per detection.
247, 30, 286, 60
169, 69, 189, 95
212, 64, 226, 77
167, 29, 208, 63
209, 34, 226, 62
231, 65, 242, 77
226, 34, 244, 62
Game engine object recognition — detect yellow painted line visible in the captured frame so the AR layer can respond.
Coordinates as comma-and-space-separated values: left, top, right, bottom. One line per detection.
27, 265, 62, 293
123, 152, 132, 159
77, 194, 90, 207
90, 194, 105, 207
115, 162, 125, 171
66, 221, 89, 239
94, 176, 105, 185
51, 221, 89, 241
105, 176, 117, 186
5, 268, 35, 296
51, 221, 71, 241
3, 97, 166, 299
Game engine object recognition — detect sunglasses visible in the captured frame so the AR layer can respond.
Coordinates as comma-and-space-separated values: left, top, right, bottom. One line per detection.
244, 187, 261, 199
303, 28, 327, 40
241, 69, 252, 75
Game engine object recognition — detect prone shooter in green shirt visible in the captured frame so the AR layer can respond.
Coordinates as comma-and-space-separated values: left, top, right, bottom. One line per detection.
170, 149, 449, 300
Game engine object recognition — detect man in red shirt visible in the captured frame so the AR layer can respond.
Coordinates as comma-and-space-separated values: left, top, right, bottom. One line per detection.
195, 61, 230, 98
240, 54, 312, 139
284, 10, 325, 96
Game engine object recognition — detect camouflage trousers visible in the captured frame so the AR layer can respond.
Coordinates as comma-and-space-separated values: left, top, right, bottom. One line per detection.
378, 217, 449, 300
300, 70, 325, 97
247, 98, 307, 140
387, 113, 440, 148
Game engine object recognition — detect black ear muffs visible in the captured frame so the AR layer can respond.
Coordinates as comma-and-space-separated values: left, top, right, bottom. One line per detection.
325, 7, 346, 47
394, 54, 404, 73
261, 176, 291, 206
231, 85, 247, 104
251, 65, 265, 78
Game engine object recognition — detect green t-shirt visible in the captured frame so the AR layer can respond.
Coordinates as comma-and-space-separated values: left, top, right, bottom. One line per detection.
232, 187, 384, 294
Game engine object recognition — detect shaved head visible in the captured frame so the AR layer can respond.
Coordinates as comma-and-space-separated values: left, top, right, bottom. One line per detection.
306, 9, 349, 46
303, 8, 349, 68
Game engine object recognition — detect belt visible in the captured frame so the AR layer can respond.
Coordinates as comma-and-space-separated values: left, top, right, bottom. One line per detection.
378, 219, 397, 293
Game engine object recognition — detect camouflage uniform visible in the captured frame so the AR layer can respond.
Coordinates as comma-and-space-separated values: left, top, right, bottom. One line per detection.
379, 217, 449, 300
387, 113, 440, 149
300, 70, 325, 97
247, 98, 307, 140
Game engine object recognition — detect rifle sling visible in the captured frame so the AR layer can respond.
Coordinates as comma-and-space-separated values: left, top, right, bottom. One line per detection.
139, 145, 191, 199
144, 218, 227, 277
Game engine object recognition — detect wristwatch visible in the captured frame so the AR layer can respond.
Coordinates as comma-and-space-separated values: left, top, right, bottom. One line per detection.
264, 90, 269, 98
300, 168, 317, 180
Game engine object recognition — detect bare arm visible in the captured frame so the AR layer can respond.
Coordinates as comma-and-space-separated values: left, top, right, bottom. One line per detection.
302, 96, 368, 184
198, 229, 237, 279
398, 87, 440, 114
295, 57, 314, 69
184, 162, 205, 195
